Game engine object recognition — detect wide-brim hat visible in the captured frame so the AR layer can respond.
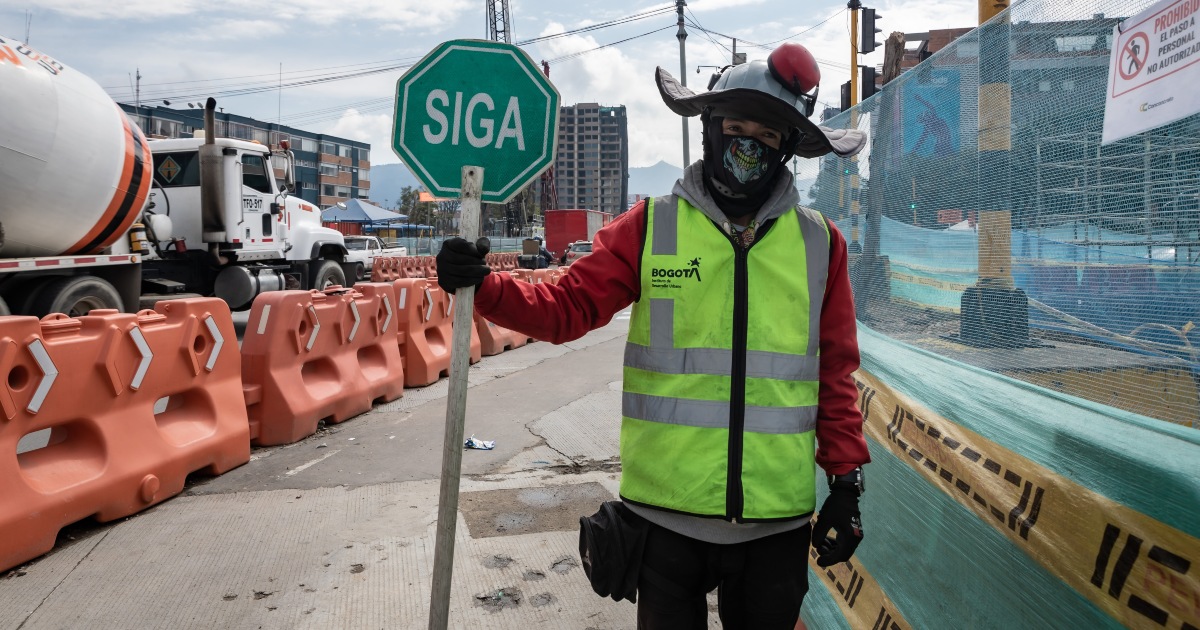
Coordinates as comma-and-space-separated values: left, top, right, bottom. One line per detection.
655, 65, 867, 159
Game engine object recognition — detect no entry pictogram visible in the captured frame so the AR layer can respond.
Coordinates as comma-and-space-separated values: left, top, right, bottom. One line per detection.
1119, 32, 1150, 81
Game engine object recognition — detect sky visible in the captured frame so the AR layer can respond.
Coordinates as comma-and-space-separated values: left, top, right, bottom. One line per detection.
1, 0, 979, 170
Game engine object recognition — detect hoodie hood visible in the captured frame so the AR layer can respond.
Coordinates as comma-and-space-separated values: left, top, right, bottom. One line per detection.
672, 161, 801, 228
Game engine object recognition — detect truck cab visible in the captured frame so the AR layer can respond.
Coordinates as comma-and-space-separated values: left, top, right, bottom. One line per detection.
141, 134, 350, 308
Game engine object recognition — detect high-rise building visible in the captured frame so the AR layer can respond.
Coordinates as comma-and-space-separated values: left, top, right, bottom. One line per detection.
552, 103, 629, 216
120, 104, 370, 208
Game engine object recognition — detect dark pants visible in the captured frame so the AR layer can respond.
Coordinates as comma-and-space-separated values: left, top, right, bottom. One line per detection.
636, 522, 812, 630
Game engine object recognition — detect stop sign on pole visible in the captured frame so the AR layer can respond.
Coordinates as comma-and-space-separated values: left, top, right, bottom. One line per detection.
392, 39, 560, 204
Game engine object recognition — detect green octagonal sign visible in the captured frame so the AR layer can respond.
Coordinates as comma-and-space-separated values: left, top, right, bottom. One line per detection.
392, 40, 560, 204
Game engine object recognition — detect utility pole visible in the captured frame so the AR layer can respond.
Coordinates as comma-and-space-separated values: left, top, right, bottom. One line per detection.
135, 68, 142, 112
961, 0, 1028, 347
676, 0, 690, 166
848, 0, 861, 107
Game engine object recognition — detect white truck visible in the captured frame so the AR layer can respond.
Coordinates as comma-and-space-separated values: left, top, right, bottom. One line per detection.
343, 235, 408, 281
0, 34, 351, 315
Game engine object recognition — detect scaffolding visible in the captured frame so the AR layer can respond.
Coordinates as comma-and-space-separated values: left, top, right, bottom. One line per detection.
1033, 131, 1200, 262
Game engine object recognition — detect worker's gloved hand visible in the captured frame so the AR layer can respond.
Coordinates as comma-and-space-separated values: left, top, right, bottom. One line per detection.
436, 237, 492, 293
811, 487, 863, 567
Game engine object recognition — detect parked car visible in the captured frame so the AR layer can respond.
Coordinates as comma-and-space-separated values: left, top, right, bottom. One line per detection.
561, 240, 593, 265
343, 235, 408, 281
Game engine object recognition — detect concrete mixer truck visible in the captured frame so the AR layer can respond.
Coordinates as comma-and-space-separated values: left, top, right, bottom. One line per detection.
0, 34, 351, 316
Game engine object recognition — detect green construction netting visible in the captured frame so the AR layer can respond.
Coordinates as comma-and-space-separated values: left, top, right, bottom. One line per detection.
794, 0, 1200, 429
791, 0, 1200, 627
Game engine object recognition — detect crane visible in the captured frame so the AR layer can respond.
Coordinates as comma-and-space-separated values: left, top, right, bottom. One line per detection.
485, 0, 514, 43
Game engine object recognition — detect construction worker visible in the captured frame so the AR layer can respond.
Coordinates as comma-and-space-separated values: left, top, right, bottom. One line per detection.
437, 42, 870, 629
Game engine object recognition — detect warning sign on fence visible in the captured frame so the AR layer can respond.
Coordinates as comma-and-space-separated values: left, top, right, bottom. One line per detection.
1102, 0, 1200, 143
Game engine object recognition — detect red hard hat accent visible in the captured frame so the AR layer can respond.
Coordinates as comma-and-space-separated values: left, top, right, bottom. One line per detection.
767, 43, 820, 95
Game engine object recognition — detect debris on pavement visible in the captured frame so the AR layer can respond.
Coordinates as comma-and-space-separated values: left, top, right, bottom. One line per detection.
465, 435, 496, 450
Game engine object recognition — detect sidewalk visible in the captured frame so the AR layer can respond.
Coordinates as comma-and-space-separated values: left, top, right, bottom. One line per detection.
3, 311, 722, 629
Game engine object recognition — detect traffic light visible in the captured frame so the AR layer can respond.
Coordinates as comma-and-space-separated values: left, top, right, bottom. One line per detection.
861, 66, 878, 99
840, 80, 851, 111
860, 8, 883, 54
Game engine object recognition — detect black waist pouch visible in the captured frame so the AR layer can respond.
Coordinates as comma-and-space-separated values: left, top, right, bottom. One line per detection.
578, 500, 650, 603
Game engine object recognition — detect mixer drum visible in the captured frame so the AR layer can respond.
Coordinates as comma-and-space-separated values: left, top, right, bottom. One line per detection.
0, 34, 151, 257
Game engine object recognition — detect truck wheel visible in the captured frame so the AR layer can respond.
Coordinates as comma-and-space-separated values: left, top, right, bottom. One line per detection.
311, 260, 346, 290
354, 262, 366, 282
30, 276, 123, 317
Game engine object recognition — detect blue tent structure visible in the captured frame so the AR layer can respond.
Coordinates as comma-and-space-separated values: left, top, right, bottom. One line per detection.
320, 198, 408, 224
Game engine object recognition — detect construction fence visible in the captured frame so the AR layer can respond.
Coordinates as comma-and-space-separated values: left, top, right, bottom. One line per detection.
792, 0, 1200, 627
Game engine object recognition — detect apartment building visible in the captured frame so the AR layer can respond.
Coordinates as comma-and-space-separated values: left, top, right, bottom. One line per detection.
552, 103, 629, 216
120, 104, 370, 208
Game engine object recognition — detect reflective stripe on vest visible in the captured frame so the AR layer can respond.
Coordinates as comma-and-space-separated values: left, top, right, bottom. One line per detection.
620, 195, 830, 520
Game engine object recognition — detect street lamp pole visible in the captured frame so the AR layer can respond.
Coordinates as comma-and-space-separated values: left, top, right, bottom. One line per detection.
676, 0, 690, 167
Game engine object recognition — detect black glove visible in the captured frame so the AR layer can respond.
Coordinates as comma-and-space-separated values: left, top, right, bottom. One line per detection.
436, 237, 491, 292
811, 486, 863, 567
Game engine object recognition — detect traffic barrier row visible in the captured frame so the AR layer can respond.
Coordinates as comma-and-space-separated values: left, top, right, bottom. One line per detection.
1, 267, 558, 571
241, 285, 405, 446
485, 253, 518, 272
0, 299, 249, 572
371, 256, 440, 282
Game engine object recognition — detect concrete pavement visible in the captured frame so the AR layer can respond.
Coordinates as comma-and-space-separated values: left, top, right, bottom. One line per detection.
2, 309, 721, 629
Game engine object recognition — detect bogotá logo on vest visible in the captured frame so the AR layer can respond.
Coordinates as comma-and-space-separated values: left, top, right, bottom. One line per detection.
651, 258, 702, 288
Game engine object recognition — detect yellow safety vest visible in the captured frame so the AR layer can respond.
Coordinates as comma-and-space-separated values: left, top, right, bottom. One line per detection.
621, 195, 831, 521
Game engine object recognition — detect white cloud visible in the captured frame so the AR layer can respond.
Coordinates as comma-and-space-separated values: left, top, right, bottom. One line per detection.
687, 0, 770, 10
26, 0, 473, 31
229, 0, 472, 30
23, 0, 200, 19
326, 108, 395, 158
532, 24, 699, 168
185, 18, 284, 42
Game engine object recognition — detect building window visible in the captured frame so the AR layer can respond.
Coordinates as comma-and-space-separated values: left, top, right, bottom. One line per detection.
358, 167, 370, 181
339, 145, 353, 158
300, 138, 318, 153
320, 142, 337, 155
319, 162, 339, 177
336, 186, 350, 198
323, 184, 336, 197
358, 148, 370, 162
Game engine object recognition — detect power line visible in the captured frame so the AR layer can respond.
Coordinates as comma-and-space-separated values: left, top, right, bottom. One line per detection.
546, 25, 675, 64
683, 9, 733, 59
758, 9, 846, 47
516, 5, 674, 45
103, 56, 421, 92
109, 6, 677, 104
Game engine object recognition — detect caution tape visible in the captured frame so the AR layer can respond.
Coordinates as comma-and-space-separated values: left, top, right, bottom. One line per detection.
853, 369, 1200, 630
808, 549, 913, 630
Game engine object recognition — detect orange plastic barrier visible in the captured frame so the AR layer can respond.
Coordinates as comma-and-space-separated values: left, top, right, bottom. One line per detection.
422, 256, 438, 280
0, 299, 249, 571
392, 278, 483, 387
374, 257, 401, 282
474, 311, 510, 356
533, 269, 559, 285
241, 284, 404, 446
393, 278, 449, 386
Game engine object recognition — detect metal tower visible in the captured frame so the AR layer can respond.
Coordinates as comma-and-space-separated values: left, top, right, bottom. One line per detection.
486, 0, 514, 43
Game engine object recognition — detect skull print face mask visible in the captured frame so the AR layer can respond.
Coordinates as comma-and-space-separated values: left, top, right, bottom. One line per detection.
706, 123, 785, 199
